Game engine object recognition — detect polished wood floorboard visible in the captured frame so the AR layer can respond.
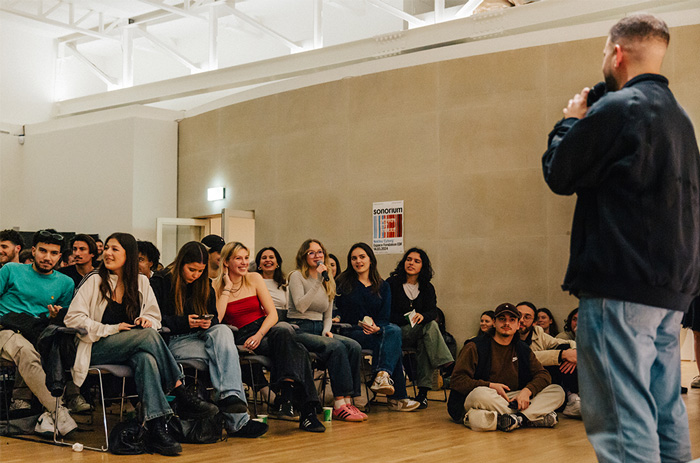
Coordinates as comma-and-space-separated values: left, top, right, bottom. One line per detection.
2, 361, 699, 463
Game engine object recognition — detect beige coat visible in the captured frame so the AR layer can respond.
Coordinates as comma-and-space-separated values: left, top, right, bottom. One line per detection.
64, 272, 161, 386
528, 325, 576, 366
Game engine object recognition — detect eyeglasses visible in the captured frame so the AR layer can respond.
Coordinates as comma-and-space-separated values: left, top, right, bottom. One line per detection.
307, 251, 324, 257
38, 230, 64, 242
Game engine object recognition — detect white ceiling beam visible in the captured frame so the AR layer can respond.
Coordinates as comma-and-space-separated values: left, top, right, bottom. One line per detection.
0, 4, 121, 41
314, 0, 323, 49
366, 0, 426, 27
223, 2, 305, 53
135, 0, 208, 21
435, 0, 445, 23
136, 27, 204, 72
64, 43, 120, 86
40, 1, 63, 19
208, 4, 219, 70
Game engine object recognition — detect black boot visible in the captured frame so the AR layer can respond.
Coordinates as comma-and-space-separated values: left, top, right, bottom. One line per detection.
147, 417, 181, 456
172, 385, 218, 420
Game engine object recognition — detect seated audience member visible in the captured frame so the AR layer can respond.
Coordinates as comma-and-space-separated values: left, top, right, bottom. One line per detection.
19, 248, 33, 264
517, 301, 580, 418
556, 308, 578, 342
335, 242, 420, 412
536, 307, 559, 336
65, 233, 218, 456
201, 234, 225, 280
59, 250, 75, 268
287, 239, 365, 422
59, 234, 97, 288
386, 248, 453, 409
0, 229, 77, 436
328, 253, 341, 281
137, 240, 160, 279
150, 241, 267, 438
214, 241, 325, 432
465, 310, 496, 344
0, 229, 24, 268
254, 246, 289, 320
93, 238, 104, 266
448, 303, 564, 431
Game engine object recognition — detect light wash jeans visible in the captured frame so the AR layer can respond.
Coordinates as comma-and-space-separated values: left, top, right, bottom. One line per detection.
90, 328, 184, 422
168, 324, 249, 432
578, 297, 691, 463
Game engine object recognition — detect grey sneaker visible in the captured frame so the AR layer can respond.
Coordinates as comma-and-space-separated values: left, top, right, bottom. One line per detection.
67, 395, 91, 413
497, 413, 523, 432
34, 411, 56, 438
526, 411, 559, 428
691, 375, 700, 388
562, 393, 581, 418
34, 407, 77, 438
9, 399, 31, 411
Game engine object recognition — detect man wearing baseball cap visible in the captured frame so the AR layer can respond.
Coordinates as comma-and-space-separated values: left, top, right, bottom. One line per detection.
201, 234, 225, 279
447, 303, 564, 431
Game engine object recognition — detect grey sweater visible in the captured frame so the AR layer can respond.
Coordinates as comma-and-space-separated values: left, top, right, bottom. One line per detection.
287, 270, 333, 334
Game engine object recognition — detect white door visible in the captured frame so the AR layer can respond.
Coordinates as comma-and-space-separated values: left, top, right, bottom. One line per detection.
156, 218, 209, 268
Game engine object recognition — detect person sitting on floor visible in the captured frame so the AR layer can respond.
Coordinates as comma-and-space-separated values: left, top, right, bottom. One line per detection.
516, 301, 580, 418
150, 241, 268, 438
448, 303, 564, 432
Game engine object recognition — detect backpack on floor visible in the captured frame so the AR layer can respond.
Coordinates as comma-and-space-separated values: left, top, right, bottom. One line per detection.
168, 412, 224, 444
109, 419, 147, 455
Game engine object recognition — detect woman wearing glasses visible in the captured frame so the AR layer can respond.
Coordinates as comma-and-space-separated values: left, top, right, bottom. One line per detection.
287, 239, 365, 422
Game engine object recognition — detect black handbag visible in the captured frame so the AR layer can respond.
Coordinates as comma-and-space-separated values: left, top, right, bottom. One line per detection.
109, 419, 147, 455
0, 312, 50, 347
168, 413, 224, 444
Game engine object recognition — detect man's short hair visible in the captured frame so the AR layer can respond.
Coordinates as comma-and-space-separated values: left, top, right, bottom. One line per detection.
18, 248, 32, 263
32, 229, 64, 248
137, 240, 161, 270
71, 234, 97, 255
610, 14, 670, 46
0, 229, 24, 249
516, 301, 537, 315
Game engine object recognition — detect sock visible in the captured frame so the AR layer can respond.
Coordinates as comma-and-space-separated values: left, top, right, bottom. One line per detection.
280, 381, 294, 402
344, 397, 352, 405
334, 398, 346, 410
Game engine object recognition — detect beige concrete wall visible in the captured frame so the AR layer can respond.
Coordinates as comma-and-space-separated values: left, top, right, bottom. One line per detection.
178, 24, 700, 345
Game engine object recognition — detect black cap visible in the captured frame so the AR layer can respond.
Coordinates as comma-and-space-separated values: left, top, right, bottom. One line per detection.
494, 303, 520, 319
201, 234, 225, 253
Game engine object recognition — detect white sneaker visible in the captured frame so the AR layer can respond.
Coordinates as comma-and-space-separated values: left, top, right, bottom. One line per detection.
56, 406, 78, 436
387, 398, 420, 412
9, 399, 31, 411
370, 371, 395, 396
67, 395, 91, 413
691, 375, 700, 388
562, 393, 581, 418
34, 411, 56, 438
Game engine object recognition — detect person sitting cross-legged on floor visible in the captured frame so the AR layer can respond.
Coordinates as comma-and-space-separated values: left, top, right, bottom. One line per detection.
447, 303, 564, 432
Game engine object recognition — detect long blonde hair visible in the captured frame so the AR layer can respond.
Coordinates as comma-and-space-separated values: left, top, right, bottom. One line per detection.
213, 241, 251, 296
294, 239, 336, 301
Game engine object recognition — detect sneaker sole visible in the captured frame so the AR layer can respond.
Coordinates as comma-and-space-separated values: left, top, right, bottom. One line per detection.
370, 386, 395, 395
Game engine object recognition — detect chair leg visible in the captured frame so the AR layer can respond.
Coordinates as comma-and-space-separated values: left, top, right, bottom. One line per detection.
248, 361, 258, 417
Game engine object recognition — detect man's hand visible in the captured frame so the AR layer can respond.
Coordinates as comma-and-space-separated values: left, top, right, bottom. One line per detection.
514, 388, 532, 411
489, 382, 511, 401
47, 304, 62, 318
563, 88, 590, 119
560, 349, 577, 373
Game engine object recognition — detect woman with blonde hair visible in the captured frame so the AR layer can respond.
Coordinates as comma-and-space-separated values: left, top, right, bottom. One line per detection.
287, 239, 365, 422
214, 242, 325, 432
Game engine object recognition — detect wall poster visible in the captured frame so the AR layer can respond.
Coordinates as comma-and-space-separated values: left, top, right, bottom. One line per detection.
372, 200, 404, 255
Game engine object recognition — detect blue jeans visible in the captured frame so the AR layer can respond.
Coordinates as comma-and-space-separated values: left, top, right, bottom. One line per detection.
290, 319, 362, 397
168, 324, 249, 432
578, 297, 691, 463
347, 323, 407, 399
90, 329, 184, 422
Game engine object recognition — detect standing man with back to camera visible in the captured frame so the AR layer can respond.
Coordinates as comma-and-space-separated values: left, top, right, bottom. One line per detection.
542, 14, 698, 463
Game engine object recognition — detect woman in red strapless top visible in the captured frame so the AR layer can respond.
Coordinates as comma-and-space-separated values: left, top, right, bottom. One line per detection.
213, 241, 325, 433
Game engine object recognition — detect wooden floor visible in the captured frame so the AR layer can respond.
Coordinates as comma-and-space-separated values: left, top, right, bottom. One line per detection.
2, 361, 700, 463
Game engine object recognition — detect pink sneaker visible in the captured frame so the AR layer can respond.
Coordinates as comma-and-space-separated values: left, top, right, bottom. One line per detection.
332, 404, 365, 422
349, 404, 368, 421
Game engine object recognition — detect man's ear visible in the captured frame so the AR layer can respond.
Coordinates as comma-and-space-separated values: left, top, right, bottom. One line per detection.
613, 44, 624, 68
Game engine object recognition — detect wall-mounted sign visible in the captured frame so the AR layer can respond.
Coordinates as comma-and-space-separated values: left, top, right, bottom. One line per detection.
372, 200, 404, 255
